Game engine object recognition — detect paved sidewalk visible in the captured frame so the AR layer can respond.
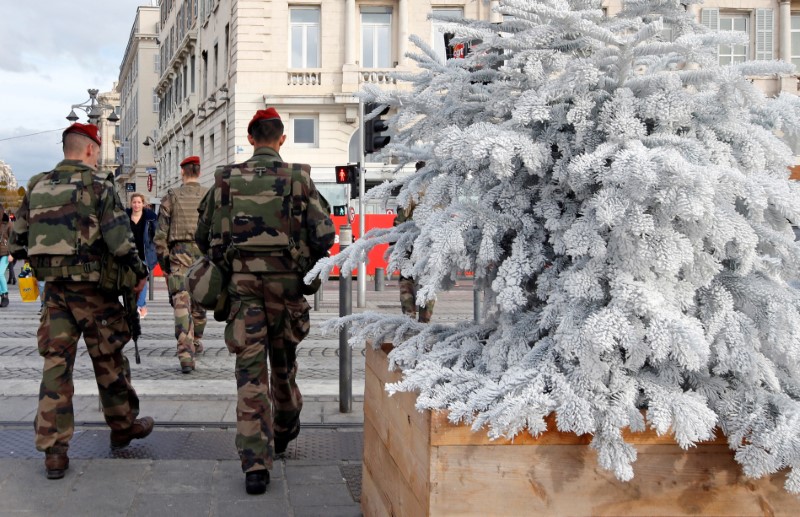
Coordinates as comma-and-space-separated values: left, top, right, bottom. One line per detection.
0, 277, 477, 515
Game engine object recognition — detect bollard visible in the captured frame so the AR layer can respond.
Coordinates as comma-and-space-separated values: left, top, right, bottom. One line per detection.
339, 225, 353, 413
357, 262, 366, 308
473, 286, 482, 324
313, 289, 320, 311
374, 267, 385, 291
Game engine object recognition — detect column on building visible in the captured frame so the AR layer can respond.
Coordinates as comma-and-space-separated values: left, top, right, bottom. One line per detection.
345, 0, 356, 65
780, 0, 791, 62
342, 0, 359, 90
490, 0, 502, 24
398, 0, 408, 66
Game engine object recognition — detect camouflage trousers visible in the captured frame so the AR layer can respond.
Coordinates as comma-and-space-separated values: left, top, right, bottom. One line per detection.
224, 272, 309, 473
399, 275, 434, 323
167, 264, 207, 368
34, 282, 140, 452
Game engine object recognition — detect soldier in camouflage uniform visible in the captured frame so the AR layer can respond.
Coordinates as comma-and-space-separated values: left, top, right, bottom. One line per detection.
196, 108, 334, 495
9, 123, 154, 480
395, 161, 434, 322
154, 156, 209, 374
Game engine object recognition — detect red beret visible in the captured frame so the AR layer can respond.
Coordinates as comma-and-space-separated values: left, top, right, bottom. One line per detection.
63, 123, 101, 146
248, 108, 281, 132
180, 156, 200, 167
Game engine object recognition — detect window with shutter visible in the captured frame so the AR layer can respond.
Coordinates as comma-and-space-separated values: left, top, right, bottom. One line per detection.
701, 8, 720, 62
755, 9, 774, 60
701, 8, 719, 30
791, 14, 800, 67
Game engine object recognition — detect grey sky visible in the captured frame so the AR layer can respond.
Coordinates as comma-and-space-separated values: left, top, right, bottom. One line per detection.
0, 1, 152, 184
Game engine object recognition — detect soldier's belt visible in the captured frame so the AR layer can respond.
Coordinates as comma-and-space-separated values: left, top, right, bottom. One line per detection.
34, 262, 101, 278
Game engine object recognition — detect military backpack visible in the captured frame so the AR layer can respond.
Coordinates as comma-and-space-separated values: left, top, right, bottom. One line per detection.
167, 184, 208, 244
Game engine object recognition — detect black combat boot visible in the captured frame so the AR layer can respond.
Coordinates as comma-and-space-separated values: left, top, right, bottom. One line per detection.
0, 294, 8, 307
274, 422, 301, 455
245, 470, 270, 495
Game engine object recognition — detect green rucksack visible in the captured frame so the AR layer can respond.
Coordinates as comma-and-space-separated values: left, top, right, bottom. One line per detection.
213, 160, 320, 293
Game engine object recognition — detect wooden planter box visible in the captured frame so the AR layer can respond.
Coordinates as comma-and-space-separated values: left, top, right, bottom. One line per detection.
362, 344, 799, 516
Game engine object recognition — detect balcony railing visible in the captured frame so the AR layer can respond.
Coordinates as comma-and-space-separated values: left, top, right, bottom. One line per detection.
287, 70, 322, 86
359, 69, 396, 85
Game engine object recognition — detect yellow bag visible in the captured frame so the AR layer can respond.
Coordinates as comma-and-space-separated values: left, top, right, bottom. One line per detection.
18, 276, 40, 302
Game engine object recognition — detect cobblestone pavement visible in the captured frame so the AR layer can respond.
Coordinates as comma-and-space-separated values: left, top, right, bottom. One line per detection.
0, 277, 476, 392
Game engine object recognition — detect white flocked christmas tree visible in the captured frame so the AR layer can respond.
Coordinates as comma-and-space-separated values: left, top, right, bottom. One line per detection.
308, 0, 800, 491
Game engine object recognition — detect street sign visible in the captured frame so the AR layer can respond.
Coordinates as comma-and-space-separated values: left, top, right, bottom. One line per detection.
146, 167, 157, 175
125, 182, 136, 192
348, 206, 355, 224
147, 175, 153, 192
386, 209, 394, 215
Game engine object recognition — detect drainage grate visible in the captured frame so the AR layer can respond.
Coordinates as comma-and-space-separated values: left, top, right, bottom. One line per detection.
340, 463, 363, 502
0, 428, 362, 462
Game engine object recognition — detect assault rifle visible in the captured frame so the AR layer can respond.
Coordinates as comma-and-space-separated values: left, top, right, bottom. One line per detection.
99, 254, 143, 364
122, 289, 142, 364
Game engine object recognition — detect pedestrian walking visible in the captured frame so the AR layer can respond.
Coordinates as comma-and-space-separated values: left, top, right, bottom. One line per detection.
8, 122, 153, 480
195, 108, 334, 495
6, 212, 16, 286
154, 156, 209, 373
395, 161, 435, 322
126, 193, 157, 319
0, 205, 12, 307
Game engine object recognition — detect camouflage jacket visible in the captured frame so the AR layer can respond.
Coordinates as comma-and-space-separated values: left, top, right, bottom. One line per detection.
9, 160, 147, 282
154, 182, 208, 267
195, 146, 335, 274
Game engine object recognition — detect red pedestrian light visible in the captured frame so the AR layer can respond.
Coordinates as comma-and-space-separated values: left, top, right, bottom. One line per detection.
335, 165, 351, 184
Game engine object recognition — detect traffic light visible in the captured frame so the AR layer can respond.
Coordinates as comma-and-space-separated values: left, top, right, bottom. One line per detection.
364, 102, 390, 154
335, 164, 356, 184
333, 205, 347, 216
350, 165, 360, 199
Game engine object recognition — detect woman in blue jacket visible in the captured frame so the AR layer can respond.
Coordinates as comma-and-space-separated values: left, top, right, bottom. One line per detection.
127, 193, 158, 318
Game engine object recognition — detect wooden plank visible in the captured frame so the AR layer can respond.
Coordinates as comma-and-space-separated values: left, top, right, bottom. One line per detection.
384, 385, 431, 501
365, 343, 400, 385
363, 417, 428, 516
366, 345, 432, 437
430, 411, 728, 446
365, 346, 431, 503
429, 443, 798, 516
361, 461, 392, 517
363, 361, 390, 445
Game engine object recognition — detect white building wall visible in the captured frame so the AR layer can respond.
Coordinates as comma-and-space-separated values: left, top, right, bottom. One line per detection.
139, 0, 800, 206
118, 6, 161, 205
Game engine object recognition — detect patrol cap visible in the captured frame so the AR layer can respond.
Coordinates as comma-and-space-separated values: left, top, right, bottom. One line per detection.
186, 256, 226, 311
63, 123, 102, 146
247, 107, 281, 132
180, 156, 200, 167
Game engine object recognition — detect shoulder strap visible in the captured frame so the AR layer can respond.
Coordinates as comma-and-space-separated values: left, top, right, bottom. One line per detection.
216, 166, 234, 249
290, 165, 304, 250
82, 169, 98, 209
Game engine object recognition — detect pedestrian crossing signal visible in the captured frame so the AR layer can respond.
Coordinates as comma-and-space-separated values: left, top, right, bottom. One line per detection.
335, 165, 356, 184
333, 205, 347, 216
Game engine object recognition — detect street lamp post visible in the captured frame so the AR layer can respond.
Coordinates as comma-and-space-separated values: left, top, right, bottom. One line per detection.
67, 88, 122, 192
66, 88, 119, 125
